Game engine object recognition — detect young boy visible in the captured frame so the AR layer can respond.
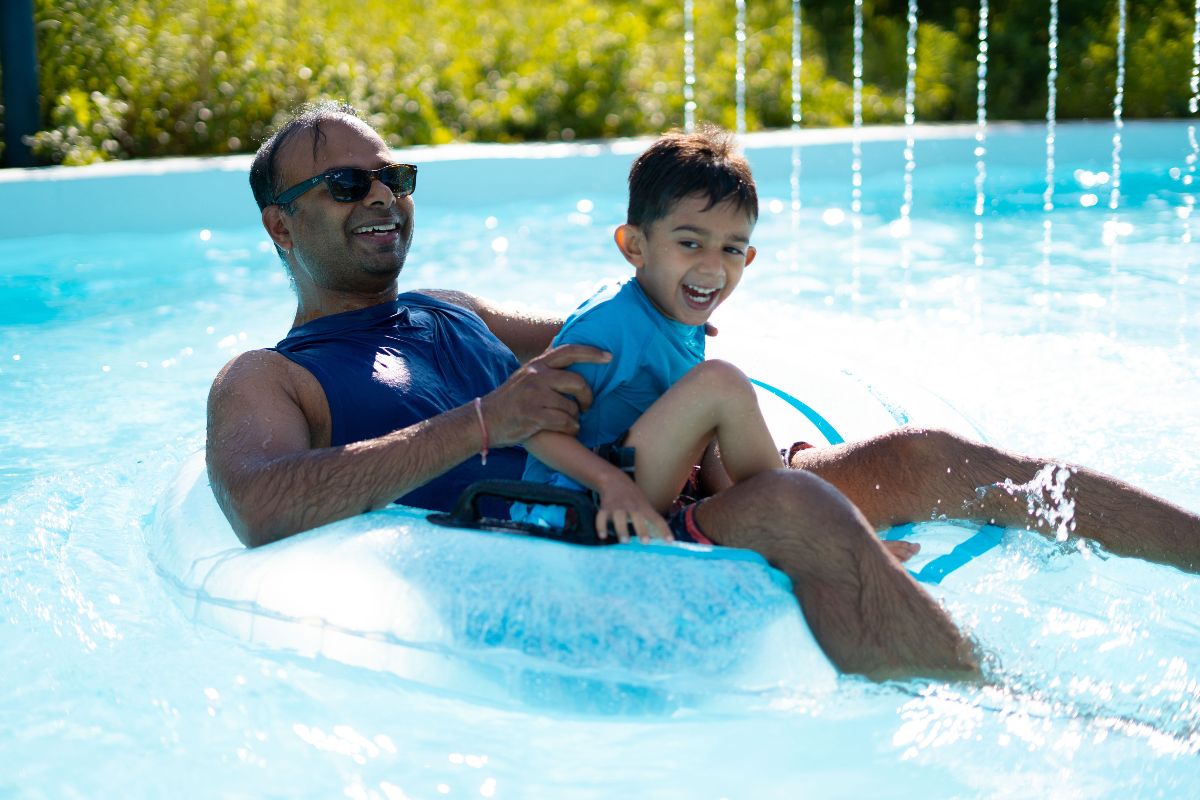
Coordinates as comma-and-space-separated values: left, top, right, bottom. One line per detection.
515, 125, 782, 544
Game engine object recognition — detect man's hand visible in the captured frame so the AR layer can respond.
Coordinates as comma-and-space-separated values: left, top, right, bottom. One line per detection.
483, 344, 610, 446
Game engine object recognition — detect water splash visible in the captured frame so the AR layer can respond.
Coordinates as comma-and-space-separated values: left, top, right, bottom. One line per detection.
683, 0, 697, 132
735, 0, 747, 135
789, 0, 803, 236
984, 463, 1078, 543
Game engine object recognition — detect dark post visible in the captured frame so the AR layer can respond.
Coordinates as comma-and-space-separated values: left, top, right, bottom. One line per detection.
1, 0, 41, 168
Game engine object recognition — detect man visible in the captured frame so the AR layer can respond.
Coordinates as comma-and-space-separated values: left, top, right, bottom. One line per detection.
207, 101, 1199, 681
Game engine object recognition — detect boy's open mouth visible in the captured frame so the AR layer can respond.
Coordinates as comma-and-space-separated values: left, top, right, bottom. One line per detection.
682, 283, 721, 310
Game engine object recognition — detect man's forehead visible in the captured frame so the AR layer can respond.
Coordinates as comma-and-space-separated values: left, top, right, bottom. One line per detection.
277, 116, 389, 172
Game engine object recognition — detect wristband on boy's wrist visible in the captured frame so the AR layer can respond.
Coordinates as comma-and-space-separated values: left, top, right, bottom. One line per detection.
473, 396, 489, 465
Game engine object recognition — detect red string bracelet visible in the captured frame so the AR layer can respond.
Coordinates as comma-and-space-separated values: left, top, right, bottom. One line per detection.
473, 396, 489, 465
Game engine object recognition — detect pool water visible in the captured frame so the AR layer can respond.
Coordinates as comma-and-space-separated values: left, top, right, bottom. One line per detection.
2, 121, 1199, 797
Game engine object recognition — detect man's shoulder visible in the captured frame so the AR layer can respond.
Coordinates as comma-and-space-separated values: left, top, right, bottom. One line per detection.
408, 288, 482, 318
211, 347, 314, 399
209, 347, 330, 438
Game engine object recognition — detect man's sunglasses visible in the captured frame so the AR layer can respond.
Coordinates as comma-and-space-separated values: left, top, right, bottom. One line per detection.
272, 163, 418, 206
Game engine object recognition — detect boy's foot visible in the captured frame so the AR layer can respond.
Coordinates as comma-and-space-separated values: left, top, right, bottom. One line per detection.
781, 440, 816, 467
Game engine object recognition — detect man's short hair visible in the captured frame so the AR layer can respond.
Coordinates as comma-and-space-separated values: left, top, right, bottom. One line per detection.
626, 125, 758, 229
249, 100, 361, 215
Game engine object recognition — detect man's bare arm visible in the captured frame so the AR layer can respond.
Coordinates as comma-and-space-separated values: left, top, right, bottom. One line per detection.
206, 345, 609, 547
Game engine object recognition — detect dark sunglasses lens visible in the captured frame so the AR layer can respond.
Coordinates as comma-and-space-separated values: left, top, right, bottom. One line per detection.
379, 165, 416, 197
326, 169, 373, 202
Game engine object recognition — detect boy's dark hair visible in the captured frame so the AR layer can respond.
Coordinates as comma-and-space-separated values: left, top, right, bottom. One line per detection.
249, 100, 360, 215
626, 125, 758, 228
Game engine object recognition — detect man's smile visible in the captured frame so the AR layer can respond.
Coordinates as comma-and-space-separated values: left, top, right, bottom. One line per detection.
353, 222, 398, 234
350, 217, 405, 247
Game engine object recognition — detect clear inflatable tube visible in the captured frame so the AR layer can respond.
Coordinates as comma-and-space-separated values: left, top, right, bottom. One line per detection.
148, 372, 988, 711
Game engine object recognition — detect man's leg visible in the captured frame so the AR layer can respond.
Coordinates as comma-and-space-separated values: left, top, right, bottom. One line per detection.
695, 468, 980, 680
790, 426, 1200, 573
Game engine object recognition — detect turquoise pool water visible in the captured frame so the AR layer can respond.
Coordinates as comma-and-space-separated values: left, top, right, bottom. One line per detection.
1, 121, 1199, 797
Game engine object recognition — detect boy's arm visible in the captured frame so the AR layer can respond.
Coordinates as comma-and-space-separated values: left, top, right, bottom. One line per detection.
525, 431, 673, 543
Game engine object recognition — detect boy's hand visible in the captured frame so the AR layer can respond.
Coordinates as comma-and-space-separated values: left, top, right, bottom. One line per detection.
594, 473, 673, 544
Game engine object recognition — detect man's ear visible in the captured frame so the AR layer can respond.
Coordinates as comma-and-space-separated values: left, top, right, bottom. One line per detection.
613, 224, 646, 268
262, 205, 294, 253
744, 245, 757, 268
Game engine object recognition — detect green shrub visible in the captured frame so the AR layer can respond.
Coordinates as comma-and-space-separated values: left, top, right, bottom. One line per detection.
3, 0, 1196, 165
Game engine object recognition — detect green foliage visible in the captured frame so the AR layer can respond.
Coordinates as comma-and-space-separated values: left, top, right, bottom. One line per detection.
6, 0, 1198, 165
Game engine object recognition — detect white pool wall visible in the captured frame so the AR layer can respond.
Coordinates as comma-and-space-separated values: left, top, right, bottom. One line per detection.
0, 120, 1169, 239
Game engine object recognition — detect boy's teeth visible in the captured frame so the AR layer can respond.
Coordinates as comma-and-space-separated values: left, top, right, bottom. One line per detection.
355, 223, 397, 233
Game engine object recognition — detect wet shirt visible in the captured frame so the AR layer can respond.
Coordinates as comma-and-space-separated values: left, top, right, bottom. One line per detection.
272, 292, 525, 511
520, 278, 706, 493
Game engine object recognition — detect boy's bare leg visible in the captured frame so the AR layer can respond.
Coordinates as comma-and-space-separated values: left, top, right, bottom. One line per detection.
790, 427, 1200, 573
696, 468, 980, 680
625, 360, 781, 511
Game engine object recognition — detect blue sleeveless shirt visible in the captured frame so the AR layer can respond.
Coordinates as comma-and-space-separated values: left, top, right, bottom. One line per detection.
271, 292, 526, 511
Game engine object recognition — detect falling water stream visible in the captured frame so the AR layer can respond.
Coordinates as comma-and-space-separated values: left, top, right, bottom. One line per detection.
1109, 0, 1127, 215
899, 0, 919, 307
1040, 0, 1059, 314
973, 0, 989, 277
789, 0, 803, 236
735, 0, 747, 135
1181, 0, 1200, 350
675, 0, 1198, 340
851, 0, 865, 300
683, 0, 697, 132
1107, 0, 1128, 335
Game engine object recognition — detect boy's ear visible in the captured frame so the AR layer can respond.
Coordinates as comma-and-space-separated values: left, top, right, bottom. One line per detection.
613, 224, 646, 268
262, 205, 295, 253
744, 245, 757, 267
